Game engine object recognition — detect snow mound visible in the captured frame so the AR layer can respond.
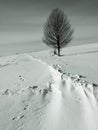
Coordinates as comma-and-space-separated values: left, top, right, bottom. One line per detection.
0, 54, 98, 130
48, 64, 98, 130
50, 64, 97, 100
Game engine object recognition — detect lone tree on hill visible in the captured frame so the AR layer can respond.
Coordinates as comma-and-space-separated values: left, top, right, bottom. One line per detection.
43, 8, 74, 56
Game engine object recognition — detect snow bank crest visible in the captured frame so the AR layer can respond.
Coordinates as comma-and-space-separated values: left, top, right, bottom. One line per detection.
49, 64, 97, 106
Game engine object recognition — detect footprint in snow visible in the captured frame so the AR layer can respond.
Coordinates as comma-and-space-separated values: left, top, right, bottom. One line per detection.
12, 115, 24, 121
2, 89, 14, 96
12, 117, 16, 121
19, 75, 25, 81
19, 115, 24, 119
23, 105, 28, 110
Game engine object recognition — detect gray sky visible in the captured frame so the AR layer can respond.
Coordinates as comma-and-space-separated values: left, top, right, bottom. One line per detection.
0, 0, 98, 46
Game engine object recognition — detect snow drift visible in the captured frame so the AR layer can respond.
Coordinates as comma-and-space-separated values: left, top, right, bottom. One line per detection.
49, 64, 98, 130
0, 54, 98, 130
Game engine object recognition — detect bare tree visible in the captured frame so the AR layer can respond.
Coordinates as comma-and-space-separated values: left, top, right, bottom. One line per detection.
43, 8, 74, 56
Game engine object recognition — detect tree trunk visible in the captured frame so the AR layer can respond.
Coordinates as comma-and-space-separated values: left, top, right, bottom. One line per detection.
57, 36, 60, 56
58, 47, 60, 56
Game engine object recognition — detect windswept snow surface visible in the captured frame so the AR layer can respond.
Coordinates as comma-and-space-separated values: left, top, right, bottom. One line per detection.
0, 52, 98, 130
31, 43, 98, 84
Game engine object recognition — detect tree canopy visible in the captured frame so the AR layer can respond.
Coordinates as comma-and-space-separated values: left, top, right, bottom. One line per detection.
43, 8, 74, 56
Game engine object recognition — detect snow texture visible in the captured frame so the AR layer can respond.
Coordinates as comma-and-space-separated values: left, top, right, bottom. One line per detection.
0, 43, 98, 130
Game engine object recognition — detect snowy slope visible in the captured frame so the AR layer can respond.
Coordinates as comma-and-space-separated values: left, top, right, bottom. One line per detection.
31, 43, 98, 84
0, 54, 52, 130
0, 43, 98, 130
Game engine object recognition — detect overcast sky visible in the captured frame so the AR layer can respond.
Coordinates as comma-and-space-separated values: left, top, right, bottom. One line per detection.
0, 0, 98, 46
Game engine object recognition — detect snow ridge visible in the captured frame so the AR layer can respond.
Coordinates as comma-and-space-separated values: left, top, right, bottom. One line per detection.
0, 54, 98, 130
49, 64, 97, 103
48, 64, 98, 130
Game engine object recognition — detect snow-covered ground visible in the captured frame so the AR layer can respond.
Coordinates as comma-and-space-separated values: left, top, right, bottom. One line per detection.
0, 43, 98, 130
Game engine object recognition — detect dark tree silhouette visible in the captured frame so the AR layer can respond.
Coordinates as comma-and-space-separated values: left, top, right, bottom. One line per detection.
43, 8, 74, 56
